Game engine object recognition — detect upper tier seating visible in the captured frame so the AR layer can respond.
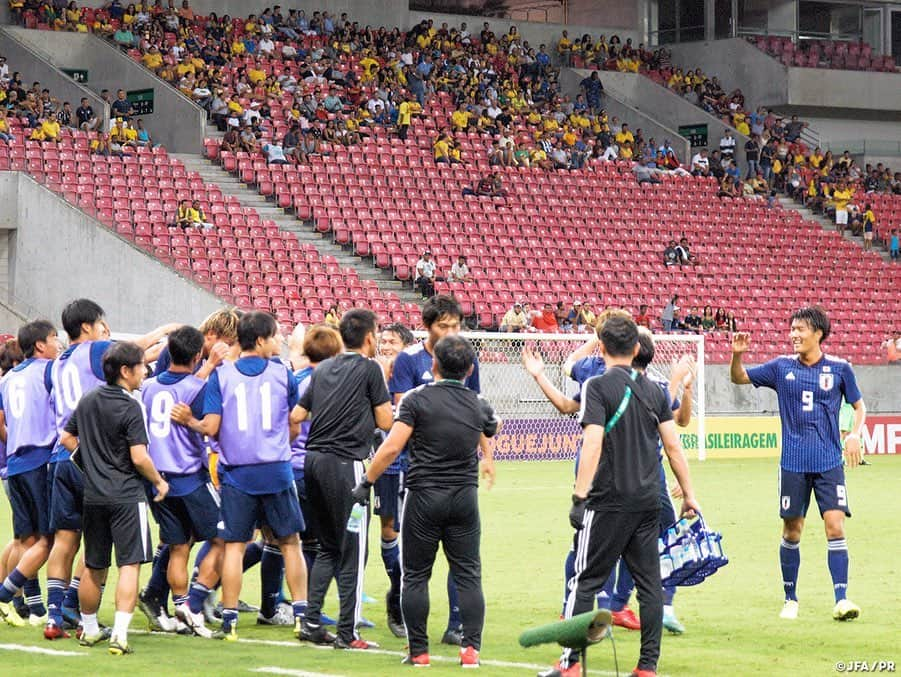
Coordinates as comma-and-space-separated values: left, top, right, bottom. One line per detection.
750, 36, 897, 73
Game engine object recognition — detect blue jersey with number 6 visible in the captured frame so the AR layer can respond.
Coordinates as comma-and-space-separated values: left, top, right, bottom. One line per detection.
747, 354, 861, 473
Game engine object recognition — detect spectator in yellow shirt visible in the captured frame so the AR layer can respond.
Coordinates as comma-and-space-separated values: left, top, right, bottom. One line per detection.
397, 99, 416, 140
831, 181, 854, 231
557, 30, 573, 64
247, 68, 266, 85
31, 116, 61, 142
175, 57, 195, 78
142, 46, 163, 71
615, 123, 635, 146
231, 39, 246, 55
450, 103, 472, 131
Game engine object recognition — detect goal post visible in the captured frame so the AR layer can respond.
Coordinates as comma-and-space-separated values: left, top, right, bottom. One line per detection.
415, 331, 706, 462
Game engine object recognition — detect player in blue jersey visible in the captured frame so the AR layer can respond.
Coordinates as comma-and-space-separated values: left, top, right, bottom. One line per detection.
374, 322, 415, 638
141, 326, 222, 638
45, 298, 179, 639
0, 339, 26, 622
140, 315, 234, 632
0, 321, 59, 627
731, 306, 865, 621
172, 311, 308, 641
389, 296, 481, 646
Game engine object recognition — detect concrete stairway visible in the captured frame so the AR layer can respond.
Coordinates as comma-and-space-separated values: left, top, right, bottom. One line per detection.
170, 153, 422, 306
778, 196, 892, 264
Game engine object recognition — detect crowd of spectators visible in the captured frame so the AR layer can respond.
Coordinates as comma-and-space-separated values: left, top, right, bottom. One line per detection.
557, 30, 819, 151
661, 295, 738, 334
16, 2, 680, 176
0, 51, 153, 154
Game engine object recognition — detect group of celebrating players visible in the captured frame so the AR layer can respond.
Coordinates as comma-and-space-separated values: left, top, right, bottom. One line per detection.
0, 295, 867, 677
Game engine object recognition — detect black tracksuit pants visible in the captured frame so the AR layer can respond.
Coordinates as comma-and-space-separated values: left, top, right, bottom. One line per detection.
561, 508, 662, 672
401, 484, 484, 655
303, 451, 367, 642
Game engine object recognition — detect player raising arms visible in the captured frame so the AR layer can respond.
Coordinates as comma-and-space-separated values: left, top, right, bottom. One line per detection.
730, 306, 865, 621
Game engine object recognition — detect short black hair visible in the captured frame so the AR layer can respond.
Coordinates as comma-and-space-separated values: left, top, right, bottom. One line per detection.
422, 295, 463, 328
632, 330, 655, 369
434, 335, 475, 381
61, 298, 106, 341
600, 315, 639, 358
166, 325, 204, 367
102, 341, 144, 385
381, 322, 415, 346
237, 311, 278, 351
18, 320, 56, 359
790, 306, 831, 343
339, 308, 378, 349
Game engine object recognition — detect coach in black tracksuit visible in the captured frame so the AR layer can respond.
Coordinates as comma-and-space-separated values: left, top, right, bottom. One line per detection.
296, 309, 393, 649
353, 335, 500, 664
547, 316, 700, 677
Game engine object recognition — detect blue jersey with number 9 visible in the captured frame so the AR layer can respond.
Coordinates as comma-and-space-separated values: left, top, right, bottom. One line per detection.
747, 354, 861, 473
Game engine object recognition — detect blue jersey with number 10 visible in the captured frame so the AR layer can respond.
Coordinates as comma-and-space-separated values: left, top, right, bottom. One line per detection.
747, 354, 861, 474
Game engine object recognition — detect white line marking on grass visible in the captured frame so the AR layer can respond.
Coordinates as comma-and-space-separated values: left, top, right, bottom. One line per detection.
0, 643, 86, 657
132, 630, 634, 676
253, 668, 348, 677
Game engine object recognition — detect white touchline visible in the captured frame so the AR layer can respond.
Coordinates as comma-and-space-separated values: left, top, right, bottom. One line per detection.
252, 668, 348, 677
132, 630, 641, 676
0, 643, 86, 657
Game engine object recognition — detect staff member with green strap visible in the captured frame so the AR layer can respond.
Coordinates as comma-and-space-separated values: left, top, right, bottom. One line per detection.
539, 315, 700, 677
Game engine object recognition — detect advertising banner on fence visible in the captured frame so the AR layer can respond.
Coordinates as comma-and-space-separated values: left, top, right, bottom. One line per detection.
491, 415, 901, 461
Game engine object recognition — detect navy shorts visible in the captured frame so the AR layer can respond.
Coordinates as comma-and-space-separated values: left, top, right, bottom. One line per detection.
150, 482, 221, 545
219, 482, 304, 543
7, 464, 51, 538
373, 472, 403, 527
779, 465, 851, 519
49, 460, 83, 532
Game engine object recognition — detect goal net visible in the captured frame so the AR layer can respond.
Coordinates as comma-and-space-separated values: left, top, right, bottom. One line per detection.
430, 332, 706, 462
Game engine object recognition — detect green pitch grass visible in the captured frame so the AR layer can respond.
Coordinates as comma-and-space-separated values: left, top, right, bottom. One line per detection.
1, 457, 899, 676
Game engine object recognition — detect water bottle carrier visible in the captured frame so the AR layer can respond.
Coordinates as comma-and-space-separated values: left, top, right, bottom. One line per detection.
659, 513, 728, 587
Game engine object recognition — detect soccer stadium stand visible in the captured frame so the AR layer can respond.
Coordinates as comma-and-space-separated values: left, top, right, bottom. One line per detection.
749, 36, 898, 73
2, 8, 900, 366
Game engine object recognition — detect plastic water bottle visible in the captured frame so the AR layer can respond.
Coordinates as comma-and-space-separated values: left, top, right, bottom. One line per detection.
346, 503, 365, 534
671, 545, 684, 569
660, 554, 674, 579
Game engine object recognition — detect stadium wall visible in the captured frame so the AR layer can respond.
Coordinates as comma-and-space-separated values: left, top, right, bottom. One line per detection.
588, 69, 748, 167
0, 27, 109, 130
664, 38, 787, 111
703, 365, 898, 415
2, 27, 205, 154
664, 38, 901, 114
0, 172, 224, 333
559, 68, 690, 162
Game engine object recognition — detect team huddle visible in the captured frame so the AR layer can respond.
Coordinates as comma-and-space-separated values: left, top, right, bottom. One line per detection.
0, 297, 866, 676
